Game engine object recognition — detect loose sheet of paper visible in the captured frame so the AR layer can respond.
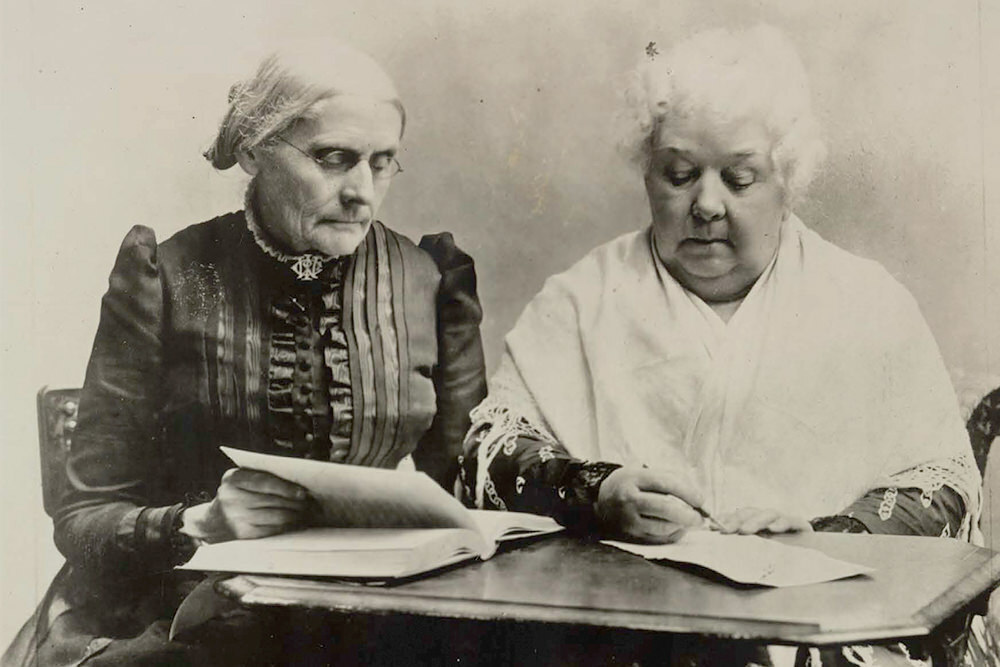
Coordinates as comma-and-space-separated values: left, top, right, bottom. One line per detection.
222, 447, 476, 531
603, 531, 872, 587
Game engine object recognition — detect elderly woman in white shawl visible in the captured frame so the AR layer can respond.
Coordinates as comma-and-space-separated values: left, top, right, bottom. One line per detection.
461, 22, 979, 604
461, 24, 982, 666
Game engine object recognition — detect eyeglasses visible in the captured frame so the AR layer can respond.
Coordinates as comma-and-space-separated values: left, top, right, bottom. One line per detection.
275, 136, 403, 180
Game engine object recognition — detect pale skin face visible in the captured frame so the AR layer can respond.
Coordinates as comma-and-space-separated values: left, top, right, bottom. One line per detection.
645, 114, 789, 305
237, 94, 403, 257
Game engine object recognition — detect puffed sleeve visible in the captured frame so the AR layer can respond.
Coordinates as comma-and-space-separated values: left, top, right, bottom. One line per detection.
53, 226, 190, 578
413, 233, 488, 488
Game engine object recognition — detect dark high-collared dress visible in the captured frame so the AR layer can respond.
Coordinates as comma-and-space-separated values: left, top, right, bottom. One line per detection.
9, 211, 486, 666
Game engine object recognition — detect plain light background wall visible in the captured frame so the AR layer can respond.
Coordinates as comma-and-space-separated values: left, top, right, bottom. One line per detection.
2, 0, 998, 649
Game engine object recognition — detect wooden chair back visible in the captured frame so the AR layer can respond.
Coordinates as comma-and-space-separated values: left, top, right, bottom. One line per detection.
36, 387, 80, 517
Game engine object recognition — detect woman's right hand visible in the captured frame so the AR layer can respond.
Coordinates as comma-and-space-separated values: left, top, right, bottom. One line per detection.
180, 468, 311, 543
595, 467, 706, 544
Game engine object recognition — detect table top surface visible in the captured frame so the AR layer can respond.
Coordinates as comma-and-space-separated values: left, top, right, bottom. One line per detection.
217, 532, 1000, 646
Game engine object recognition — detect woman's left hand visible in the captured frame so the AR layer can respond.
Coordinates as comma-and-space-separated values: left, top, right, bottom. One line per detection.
717, 507, 813, 535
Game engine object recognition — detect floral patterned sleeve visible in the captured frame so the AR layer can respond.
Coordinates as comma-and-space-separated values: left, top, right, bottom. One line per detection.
811, 485, 966, 537
461, 424, 967, 538
459, 425, 621, 533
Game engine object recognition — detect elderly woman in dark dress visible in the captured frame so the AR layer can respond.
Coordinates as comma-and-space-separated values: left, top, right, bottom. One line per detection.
5, 42, 486, 666
461, 25, 980, 666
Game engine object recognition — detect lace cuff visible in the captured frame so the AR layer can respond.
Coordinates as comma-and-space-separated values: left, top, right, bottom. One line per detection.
882, 452, 981, 541
553, 461, 622, 533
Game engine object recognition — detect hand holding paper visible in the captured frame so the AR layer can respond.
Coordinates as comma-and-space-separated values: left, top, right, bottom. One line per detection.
181, 467, 312, 543
179, 448, 563, 580
219, 446, 476, 531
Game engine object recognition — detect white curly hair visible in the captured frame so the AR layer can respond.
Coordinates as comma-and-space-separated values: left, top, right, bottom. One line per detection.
620, 24, 827, 205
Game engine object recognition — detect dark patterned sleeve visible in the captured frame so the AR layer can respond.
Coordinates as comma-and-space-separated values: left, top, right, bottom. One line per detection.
459, 425, 621, 533
811, 485, 966, 537
415, 233, 488, 489
53, 226, 195, 578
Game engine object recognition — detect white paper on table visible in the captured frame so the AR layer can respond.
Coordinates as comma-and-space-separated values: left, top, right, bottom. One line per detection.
602, 531, 873, 587
221, 447, 476, 531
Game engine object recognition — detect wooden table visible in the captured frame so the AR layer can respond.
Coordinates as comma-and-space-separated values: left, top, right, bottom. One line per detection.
217, 532, 1000, 661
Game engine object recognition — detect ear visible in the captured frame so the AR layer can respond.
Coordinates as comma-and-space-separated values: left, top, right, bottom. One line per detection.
235, 148, 260, 176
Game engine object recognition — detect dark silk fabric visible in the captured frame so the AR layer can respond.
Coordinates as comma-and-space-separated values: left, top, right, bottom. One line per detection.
14, 212, 485, 666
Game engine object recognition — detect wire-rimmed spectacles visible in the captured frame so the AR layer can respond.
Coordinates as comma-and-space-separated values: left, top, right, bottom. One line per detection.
275, 136, 403, 180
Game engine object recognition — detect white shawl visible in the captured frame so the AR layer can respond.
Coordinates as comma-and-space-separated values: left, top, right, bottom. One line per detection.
473, 216, 980, 536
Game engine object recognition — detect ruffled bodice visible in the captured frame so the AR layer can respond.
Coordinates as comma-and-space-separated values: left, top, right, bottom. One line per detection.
56, 210, 486, 581
265, 260, 354, 460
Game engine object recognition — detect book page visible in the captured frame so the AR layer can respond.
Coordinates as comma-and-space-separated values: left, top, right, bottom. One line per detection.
467, 509, 564, 550
222, 447, 476, 531
602, 531, 873, 587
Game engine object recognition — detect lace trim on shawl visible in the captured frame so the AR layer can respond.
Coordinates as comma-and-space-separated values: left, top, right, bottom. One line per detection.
468, 355, 557, 509
884, 451, 982, 542
468, 395, 557, 509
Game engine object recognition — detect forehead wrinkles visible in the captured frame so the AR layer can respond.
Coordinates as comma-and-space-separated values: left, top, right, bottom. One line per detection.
287, 98, 402, 151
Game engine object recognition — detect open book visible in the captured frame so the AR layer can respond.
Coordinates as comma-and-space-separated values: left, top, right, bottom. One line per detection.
179, 447, 563, 580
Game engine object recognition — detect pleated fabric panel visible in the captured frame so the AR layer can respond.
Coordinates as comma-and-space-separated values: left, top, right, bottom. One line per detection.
343, 222, 406, 467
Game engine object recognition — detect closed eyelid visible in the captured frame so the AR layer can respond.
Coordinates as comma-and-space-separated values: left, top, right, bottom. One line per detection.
663, 165, 699, 186
314, 147, 358, 159
722, 169, 756, 190
722, 164, 758, 176
317, 147, 397, 161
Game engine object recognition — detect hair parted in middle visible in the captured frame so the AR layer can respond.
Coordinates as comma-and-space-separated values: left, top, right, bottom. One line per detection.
204, 42, 406, 171
619, 24, 827, 205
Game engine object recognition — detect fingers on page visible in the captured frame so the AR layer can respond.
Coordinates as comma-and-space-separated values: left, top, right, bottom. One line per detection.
227, 468, 309, 500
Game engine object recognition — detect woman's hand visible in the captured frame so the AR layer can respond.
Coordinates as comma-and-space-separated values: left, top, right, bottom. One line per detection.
717, 507, 813, 535
595, 467, 706, 544
181, 468, 312, 543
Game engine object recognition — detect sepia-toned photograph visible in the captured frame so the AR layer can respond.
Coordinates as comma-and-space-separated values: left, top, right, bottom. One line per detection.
1, 1, 998, 665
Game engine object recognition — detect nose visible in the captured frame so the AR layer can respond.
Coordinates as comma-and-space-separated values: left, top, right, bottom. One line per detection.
339, 160, 376, 208
691, 172, 726, 223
